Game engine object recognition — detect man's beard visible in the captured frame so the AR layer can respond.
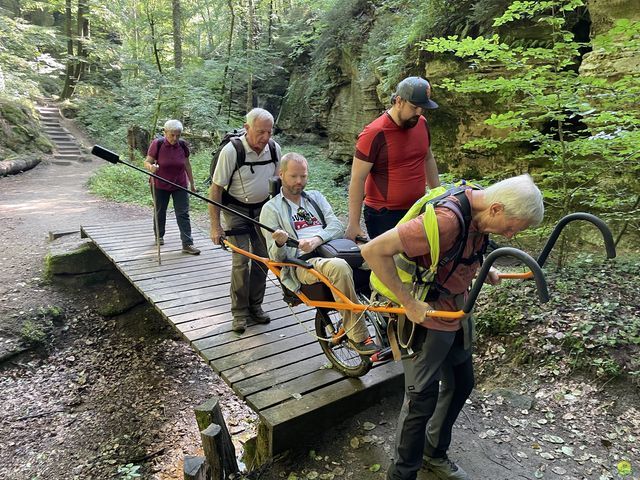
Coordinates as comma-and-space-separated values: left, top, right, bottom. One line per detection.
284, 184, 304, 195
400, 116, 420, 129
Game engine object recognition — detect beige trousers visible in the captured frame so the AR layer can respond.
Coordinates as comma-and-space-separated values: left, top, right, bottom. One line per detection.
295, 257, 369, 343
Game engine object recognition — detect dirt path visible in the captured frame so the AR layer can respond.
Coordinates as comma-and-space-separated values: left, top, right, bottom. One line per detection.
1, 133, 638, 480
0, 153, 258, 479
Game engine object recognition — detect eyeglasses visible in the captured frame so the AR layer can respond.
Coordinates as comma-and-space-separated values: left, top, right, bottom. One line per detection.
297, 207, 315, 226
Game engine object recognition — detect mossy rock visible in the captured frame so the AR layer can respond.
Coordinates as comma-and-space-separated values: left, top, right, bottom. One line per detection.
0, 96, 53, 157
45, 239, 114, 279
96, 279, 145, 317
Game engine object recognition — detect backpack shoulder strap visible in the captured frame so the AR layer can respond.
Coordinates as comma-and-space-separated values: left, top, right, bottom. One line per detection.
268, 139, 279, 164
154, 137, 164, 160
302, 192, 327, 228
229, 137, 245, 168
435, 188, 487, 286
227, 137, 246, 190
178, 139, 189, 157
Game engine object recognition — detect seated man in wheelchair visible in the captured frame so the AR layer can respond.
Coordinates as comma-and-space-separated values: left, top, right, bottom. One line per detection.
259, 152, 378, 355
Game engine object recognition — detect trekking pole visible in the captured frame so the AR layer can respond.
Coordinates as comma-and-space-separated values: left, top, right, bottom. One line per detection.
150, 179, 162, 266
91, 145, 299, 248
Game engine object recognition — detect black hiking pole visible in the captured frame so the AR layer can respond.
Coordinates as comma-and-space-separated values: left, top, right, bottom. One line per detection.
91, 145, 299, 248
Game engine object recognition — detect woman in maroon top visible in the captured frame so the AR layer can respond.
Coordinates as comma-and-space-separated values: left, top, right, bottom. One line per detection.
144, 119, 200, 255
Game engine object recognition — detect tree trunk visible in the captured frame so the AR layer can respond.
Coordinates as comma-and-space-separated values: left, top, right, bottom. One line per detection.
145, 5, 163, 74
267, 0, 273, 46
60, 0, 74, 100
246, 0, 254, 111
132, 0, 140, 78
203, 0, 214, 54
172, 0, 183, 69
217, 0, 236, 115
70, 0, 89, 93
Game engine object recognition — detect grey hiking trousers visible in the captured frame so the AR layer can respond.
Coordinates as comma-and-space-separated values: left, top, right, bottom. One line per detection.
223, 205, 268, 318
387, 323, 475, 480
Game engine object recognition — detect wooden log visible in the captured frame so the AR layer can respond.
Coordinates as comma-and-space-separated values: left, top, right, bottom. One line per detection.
183, 455, 207, 480
194, 397, 239, 475
201, 424, 223, 480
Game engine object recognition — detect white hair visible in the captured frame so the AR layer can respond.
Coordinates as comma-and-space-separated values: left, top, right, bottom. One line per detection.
164, 119, 183, 132
246, 108, 274, 127
483, 174, 544, 226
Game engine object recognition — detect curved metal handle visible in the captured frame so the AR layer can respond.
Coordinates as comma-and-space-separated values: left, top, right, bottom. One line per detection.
463, 247, 549, 314
537, 213, 616, 267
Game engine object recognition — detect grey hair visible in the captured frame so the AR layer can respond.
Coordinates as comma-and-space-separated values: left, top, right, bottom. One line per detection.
163, 119, 183, 132
483, 174, 544, 226
280, 152, 307, 173
246, 108, 274, 127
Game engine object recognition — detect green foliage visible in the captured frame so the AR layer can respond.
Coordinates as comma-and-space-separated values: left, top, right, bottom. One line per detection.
88, 142, 350, 217
475, 255, 640, 382
19, 305, 62, 347
284, 143, 350, 216
419, 0, 640, 250
20, 319, 49, 346
0, 12, 63, 99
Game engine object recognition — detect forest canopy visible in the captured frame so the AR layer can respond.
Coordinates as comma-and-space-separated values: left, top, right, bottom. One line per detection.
0, 0, 638, 249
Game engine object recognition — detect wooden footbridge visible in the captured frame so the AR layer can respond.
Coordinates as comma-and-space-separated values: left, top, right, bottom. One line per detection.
80, 218, 403, 456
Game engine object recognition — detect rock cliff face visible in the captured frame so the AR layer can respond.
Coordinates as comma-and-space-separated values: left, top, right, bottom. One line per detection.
581, 0, 640, 77
277, 62, 384, 163
278, 0, 638, 174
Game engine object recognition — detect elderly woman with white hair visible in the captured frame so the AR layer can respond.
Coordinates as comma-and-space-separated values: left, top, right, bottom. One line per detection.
144, 119, 200, 255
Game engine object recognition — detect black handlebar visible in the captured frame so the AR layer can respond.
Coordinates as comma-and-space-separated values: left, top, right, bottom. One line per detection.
536, 213, 616, 267
91, 145, 300, 248
463, 247, 549, 314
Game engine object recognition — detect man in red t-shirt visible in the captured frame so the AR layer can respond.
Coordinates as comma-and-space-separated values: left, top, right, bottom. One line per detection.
346, 76, 441, 241
361, 175, 544, 480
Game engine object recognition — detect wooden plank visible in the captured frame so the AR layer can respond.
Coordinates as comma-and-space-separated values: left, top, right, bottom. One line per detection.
246, 365, 345, 411
259, 361, 404, 455
181, 304, 314, 342
142, 273, 229, 296
190, 307, 315, 349
222, 342, 323, 384
207, 331, 317, 372
196, 315, 316, 360
164, 288, 283, 319
234, 354, 331, 399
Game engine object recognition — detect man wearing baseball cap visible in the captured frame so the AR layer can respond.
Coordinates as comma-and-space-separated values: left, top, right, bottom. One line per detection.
346, 76, 441, 241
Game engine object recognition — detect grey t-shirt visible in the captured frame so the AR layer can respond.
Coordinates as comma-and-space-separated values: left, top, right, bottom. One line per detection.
212, 135, 281, 203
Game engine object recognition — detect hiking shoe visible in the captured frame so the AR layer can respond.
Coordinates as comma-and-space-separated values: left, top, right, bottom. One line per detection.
423, 455, 470, 480
232, 317, 248, 333
250, 309, 271, 324
157, 237, 164, 246
349, 336, 379, 355
182, 244, 201, 255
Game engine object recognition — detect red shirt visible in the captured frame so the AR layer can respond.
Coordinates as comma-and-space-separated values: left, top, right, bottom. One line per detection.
397, 190, 486, 331
147, 138, 190, 191
355, 112, 430, 210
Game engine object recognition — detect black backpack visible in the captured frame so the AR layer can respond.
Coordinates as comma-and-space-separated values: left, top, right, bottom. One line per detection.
204, 128, 278, 189
153, 136, 189, 159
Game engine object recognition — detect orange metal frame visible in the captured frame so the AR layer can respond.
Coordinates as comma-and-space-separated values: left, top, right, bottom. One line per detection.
223, 240, 534, 321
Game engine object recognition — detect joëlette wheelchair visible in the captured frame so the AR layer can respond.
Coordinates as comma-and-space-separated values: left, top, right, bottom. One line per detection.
90, 146, 617, 379
223, 212, 615, 378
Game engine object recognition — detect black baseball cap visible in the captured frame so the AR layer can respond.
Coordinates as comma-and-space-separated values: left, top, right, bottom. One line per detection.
395, 76, 438, 109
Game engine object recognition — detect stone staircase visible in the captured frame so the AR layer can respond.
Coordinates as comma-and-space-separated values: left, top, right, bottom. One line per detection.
37, 106, 90, 165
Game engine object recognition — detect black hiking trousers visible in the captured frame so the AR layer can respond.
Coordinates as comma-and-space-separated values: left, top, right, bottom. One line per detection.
387, 327, 475, 480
